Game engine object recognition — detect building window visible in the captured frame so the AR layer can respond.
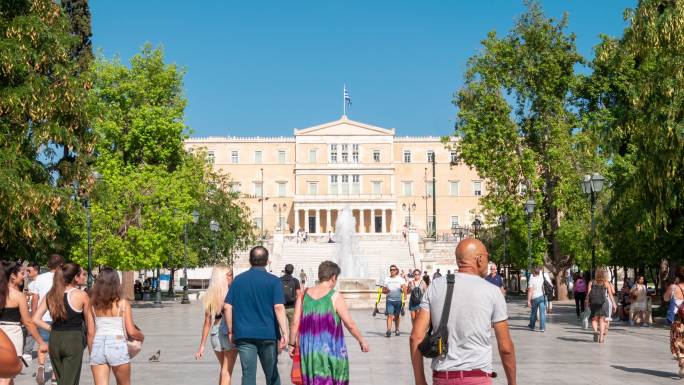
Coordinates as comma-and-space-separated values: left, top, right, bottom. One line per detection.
427, 150, 435, 163
277, 216, 286, 231
229, 182, 241, 193
372, 181, 382, 195
278, 150, 286, 164
277, 182, 287, 197
450, 216, 459, 228
255, 218, 263, 231
351, 174, 360, 194
330, 175, 338, 194
450, 181, 460, 197
309, 149, 317, 163
207, 151, 215, 164
308, 182, 318, 195
330, 144, 338, 163
341, 144, 349, 163
341, 175, 349, 194
450, 150, 458, 164
428, 216, 435, 235
427, 181, 434, 196
402, 181, 413, 197
373, 150, 380, 163
253, 182, 263, 197
352, 144, 359, 163
473, 181, 482, 196
403, 150, 411, 163
231, 150, 239, 164
254, 151, 262, 164
404, 215, 411, 226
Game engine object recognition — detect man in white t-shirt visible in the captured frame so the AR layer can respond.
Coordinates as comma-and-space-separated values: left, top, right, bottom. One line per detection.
527, 266, 547, 332
410, 239, 516, 385
383, 264, 406, 337
32, 254, 63, 385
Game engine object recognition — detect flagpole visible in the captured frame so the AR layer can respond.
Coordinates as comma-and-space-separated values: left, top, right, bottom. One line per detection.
343, 84, 347, 116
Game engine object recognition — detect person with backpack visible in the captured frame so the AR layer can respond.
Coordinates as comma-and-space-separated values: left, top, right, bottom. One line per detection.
407, 269, 427, 324
280, 264, 302, 326
586, 268, 616, 343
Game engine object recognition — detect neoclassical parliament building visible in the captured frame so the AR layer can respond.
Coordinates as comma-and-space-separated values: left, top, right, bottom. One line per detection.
184, 116, 485, 239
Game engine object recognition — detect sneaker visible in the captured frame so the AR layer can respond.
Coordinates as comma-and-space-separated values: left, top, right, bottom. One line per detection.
593, 332, 599, 342
385, 331, 391, 338
540, 329, 545, 333
22, 354, 32, 362
36, 366, 45, 385
395, 330, 400, 336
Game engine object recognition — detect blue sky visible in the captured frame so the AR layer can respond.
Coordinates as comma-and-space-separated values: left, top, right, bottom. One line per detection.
91, 1, 632, 137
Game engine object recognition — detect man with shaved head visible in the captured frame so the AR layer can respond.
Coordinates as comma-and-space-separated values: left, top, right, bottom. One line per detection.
410, 239, 516, 385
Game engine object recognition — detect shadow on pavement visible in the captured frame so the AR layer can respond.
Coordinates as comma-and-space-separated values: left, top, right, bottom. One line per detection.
611, 365, 677, 379
556, 336, 593, 343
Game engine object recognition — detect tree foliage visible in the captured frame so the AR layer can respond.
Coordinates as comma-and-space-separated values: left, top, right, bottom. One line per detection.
0, 0, 92, 258
582, 0, 684, 264
68, 45, 255, 270
453, 2, 600, 286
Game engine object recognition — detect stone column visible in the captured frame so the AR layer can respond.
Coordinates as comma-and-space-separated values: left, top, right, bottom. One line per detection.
304, 210, 310, 233
326, 209, 331, 233
294, 207, 300, 232
391, 209, 397, 233
315, 209, 320, 234
371, 209, 377, 233
381, 209, 386, 233
360, 208, 366, 233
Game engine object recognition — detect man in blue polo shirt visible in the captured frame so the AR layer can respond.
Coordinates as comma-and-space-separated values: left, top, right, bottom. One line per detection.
224, 246, 288, 385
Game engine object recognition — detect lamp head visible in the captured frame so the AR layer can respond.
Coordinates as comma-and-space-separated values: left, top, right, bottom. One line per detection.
524, 199, 536, 214
192, 210, 199, 224
591, 173, 605, 193
581, 174, 592, 195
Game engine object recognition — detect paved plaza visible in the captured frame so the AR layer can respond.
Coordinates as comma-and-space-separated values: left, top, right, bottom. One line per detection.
14, 298, 679, 385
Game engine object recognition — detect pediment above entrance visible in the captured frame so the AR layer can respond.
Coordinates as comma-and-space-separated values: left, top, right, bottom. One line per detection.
294, 115, 395, 137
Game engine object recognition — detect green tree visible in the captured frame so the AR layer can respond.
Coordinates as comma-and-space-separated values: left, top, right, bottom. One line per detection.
0, 0, 92, 258
71, 45, 255, 271
582, 0, 684, 267
452, 2, 598, 298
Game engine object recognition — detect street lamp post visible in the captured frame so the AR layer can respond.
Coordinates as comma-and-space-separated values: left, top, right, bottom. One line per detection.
401, 202, 417, 229
499, 215, 509, 286
273, 203, 288, 231
581, 173, 605, 279
524, 199, 536, 278
471, 218, 482, 239
210, 220, 220, 262
181, 210, 199, 304
260, 168, 264, 239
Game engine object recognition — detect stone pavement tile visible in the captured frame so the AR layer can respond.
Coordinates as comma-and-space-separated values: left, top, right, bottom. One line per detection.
13, 299, 682, 385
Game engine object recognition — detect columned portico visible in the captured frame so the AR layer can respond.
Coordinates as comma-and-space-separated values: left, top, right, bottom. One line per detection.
292, 200, 397, 234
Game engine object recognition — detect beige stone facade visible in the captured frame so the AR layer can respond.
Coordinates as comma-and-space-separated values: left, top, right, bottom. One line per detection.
184, 116, 485, 238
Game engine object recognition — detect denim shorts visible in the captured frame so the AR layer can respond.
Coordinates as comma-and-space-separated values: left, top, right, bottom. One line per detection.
210, 324, 234, 352
38, 321, 51, 343
386, 300, 402, 316
90, 335, 130, 366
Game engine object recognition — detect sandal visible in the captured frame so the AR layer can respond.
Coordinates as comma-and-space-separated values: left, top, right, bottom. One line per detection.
36, 365, 45, 385
593, 332, 599, 342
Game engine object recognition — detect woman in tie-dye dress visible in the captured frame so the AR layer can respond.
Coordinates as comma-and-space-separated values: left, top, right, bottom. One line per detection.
289, 261, 369, 385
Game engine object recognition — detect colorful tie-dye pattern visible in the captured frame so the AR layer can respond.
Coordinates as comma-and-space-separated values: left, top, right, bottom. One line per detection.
299, 290, 349, 385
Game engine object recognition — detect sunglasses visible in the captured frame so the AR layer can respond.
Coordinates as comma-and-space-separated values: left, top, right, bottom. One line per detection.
390, 268, 398, 271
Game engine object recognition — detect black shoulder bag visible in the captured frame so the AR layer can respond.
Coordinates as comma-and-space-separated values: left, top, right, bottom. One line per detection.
418, 274, 455, 358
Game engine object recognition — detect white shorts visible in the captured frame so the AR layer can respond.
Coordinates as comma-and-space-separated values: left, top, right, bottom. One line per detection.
0, 322, 23, 356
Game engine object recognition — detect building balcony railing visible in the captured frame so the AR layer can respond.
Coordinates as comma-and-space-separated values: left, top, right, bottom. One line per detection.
293, 194, 396, 202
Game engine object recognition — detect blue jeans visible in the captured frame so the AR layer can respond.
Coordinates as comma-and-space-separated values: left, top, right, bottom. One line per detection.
235, 339, 280, 385
529, 296, 546, 330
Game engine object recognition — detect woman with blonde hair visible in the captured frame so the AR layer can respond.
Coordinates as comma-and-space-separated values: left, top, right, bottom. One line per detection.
195, 265, 236, 385
586, 268, 616, 343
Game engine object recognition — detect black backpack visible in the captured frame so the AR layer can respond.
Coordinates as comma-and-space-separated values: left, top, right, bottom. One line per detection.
589, 282, 606, 306
409, 284, 423, 307
281, 276, 297, 306
542, 273, 555, 299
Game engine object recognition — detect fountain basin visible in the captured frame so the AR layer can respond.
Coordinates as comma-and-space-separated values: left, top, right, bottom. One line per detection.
338, 278, 379, 309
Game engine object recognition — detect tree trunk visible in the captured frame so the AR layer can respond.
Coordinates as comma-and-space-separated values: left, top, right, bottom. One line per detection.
556, 269, 569, 301
121, 271, 135, 301
168, 268, 175, 296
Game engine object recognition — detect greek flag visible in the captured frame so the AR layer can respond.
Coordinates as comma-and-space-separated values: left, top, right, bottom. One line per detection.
344, 85, 351, 107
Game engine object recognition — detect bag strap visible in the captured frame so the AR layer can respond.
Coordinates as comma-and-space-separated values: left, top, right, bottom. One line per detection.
436, 274, 455, 332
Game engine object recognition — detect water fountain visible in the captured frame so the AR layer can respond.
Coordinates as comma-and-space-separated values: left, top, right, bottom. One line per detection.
334, 207, 376, 306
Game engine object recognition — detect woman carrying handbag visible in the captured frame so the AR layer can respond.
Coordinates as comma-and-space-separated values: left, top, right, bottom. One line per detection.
87, 268, 144, 385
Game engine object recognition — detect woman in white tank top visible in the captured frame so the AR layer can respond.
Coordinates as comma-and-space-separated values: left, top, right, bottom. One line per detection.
87, 268, 144, 385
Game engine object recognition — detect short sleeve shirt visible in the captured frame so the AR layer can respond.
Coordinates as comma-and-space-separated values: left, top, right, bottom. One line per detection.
484, 274, 503, 288
33, 272, 54, 322
226, 267, 284, 341
420, 273, 507, 373
528, 274, 545, 299
384, 276, 405, 302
